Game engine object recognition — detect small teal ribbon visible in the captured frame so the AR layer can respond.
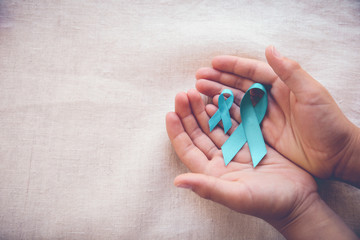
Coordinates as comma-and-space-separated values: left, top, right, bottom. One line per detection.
208, 89, 234, 134
221, 83, 268, 167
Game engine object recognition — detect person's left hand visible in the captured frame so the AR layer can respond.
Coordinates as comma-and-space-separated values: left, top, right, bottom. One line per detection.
166, 89, 318, 225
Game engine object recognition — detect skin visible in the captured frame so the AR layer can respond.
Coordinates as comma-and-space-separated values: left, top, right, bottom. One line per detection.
195, 46, 360, 185
166, 46, 360, 238
165, 89, 357, 239
166, 89, 317, 221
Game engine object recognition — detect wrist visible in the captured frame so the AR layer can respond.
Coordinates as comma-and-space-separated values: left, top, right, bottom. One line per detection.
270, 193, 357, 240
335, 124, 360, 187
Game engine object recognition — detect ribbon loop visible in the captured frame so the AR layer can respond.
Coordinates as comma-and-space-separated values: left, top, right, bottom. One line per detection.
221, 83, 268, 167
208, 89, 234, 134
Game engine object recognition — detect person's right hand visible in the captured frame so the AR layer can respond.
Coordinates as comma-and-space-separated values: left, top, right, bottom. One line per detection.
195, 46, 360, 185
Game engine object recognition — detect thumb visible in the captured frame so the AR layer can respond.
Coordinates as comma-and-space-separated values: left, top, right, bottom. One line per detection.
265, 46, 322, 102
174, 173, 251, 213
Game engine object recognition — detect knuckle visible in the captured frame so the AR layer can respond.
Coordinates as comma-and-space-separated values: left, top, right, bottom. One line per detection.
281, 59, 301, 82
234, 77, 243, 90
286, 59, 301, 71
246, 64, 257, 79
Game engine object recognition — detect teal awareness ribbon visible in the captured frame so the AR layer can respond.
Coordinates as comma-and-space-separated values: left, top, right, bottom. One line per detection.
208, 89, 234, 134
209, 83, 268, 167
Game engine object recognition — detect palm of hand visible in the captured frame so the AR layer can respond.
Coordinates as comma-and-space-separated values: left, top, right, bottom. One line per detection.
166, 89, 317, 222
282, 88, 352, 178
195, 55, 353, 178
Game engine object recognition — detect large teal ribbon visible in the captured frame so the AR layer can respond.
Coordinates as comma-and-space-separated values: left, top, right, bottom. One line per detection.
220, 83, 268, 167
208, 89, 234, 134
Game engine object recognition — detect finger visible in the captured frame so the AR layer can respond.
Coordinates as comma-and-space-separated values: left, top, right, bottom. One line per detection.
175, 92, 219, 160
211, 55, 278, 84
196, 67, 255, 93
196, 79, 244, 104
265, 46, 325, 104
186, 89, 224, 157
186, 89, 225, 149
166, 112, 208, 173
174, 173, 251, 214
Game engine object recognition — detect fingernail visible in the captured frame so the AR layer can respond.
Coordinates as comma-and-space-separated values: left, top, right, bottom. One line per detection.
272, 46, 282, 59
176, 184, 192, 190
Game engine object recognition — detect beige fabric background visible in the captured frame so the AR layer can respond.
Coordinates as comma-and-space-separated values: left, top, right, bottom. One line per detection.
0, 1, 359, 239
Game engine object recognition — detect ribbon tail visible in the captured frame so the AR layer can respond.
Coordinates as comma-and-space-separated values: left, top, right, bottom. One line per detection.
249, 137, 267, 167
208, 111, 221, 132
221, 108, 232, 134
242, 103, 267, 167
221, 123, 247, 165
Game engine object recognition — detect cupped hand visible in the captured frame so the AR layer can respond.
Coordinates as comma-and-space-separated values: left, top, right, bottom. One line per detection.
195, 46, 360, 180
165, 89, 317, 225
